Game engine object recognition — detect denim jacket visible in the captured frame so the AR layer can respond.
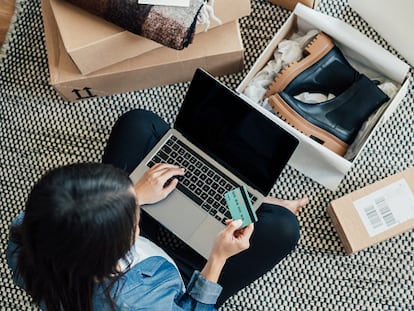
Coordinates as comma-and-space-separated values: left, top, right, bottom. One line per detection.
6, 213, 222, 310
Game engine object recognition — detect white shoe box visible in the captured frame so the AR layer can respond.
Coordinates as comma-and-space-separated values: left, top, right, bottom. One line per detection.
236, 4, 410, 191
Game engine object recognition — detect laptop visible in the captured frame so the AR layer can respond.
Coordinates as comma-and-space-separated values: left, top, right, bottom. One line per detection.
130, 68, 299, 258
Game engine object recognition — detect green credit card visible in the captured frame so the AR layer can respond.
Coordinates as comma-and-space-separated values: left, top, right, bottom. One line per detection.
224, 185, 258, 228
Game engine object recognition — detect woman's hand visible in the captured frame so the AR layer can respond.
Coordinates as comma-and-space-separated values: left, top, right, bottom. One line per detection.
201, 219, 254, 283
211, 219, 254, 260
134, 163, 185, 205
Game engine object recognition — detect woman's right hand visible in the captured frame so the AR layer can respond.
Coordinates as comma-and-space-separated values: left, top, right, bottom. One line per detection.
134, 163, 185, 205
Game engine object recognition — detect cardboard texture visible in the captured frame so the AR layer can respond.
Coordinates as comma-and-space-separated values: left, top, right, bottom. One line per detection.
267, 0, 319, 10
349, 0, 414, 67
237, 3, 410, 191
328, 167, 414, 254
41, 0, 244, 102
49, 0, 251, 74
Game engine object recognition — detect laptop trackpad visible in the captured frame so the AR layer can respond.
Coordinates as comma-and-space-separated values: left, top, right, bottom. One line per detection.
142, 191, 207, 239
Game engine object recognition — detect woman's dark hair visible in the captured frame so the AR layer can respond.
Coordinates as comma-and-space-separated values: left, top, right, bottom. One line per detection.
13, 163, 137, 311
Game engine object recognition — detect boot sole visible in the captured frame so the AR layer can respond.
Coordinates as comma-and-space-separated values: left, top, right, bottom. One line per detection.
268, 94, 348, 156
265, 32, 335, 98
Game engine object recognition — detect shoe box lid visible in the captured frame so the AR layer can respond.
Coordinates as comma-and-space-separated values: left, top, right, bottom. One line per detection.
349, 0, 414, 68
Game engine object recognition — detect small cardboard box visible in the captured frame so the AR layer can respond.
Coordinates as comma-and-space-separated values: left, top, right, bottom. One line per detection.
267, 0, 319, 11
49, 0, 251, 74
327, 167, 414, 254
236, 3, 410, 191
41, 0, 245, 102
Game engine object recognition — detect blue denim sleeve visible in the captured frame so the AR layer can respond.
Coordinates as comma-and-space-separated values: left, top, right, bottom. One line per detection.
6, 212, 26, 289
175, 270, 222, 310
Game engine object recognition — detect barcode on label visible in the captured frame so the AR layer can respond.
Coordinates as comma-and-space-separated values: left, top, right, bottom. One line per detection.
363, 196, 397, 230
364, 205, 382, 229
375, 197, 397, 227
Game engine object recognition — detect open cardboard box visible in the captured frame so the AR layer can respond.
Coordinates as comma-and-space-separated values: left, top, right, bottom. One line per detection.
328, 167, 414, 254
236, 3, 410, 191
49, 0, 251, 74
41, 0, 245, 102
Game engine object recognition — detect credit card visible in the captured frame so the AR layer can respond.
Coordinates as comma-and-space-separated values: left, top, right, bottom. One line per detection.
224, 186, 258, 228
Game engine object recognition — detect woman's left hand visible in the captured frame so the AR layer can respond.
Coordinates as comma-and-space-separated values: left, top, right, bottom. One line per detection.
134, 163, 185, 205
200, 219, 254, 283
210, 219, 254, 260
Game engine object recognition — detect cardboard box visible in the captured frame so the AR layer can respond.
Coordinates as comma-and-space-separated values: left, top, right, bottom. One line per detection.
49, 0, 251, 74
267, 0, 319, 11
349, 0, 414, 67
41, 0, 245, 102
236, 4, 410, 190
327, 167, 414, 254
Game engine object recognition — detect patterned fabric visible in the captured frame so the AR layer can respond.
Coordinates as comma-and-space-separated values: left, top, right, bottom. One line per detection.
1, 0, 413, 310
64, 0, 205, 49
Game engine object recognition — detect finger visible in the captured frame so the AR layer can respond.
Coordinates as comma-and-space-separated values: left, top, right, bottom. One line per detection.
149, 163, 181, 175
149, 162, 167, 171
158, 167, 185, 183
233, 223, 254, 239
151, 164, 184, 177
162, 177, 179, 194
147, 166, 183, 185
239, 223, 254, 238
224, 219, 233, 225
154, 163, 183, 171
227, 219, 243, 232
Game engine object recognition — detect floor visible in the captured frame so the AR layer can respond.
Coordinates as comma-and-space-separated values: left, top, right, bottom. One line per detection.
0, 0, 15, 49
1, 1, 414, 310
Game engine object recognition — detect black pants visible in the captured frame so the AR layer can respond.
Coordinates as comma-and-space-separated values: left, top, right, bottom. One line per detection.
102, 109, 300, 307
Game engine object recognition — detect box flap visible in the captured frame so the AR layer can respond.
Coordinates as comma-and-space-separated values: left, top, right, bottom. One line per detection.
267, 0, 319, 11
349, 0, 414, 68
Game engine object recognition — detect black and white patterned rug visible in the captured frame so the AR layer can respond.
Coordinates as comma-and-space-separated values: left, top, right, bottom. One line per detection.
1, 0, 413, 310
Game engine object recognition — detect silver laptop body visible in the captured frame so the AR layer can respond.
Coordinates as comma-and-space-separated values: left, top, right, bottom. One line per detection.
130, 68, 298, 258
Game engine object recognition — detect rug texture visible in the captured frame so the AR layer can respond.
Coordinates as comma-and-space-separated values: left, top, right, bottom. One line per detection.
1, 0, 413, 310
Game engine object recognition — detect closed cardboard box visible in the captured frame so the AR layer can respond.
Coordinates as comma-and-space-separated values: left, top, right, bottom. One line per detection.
236, 4, 410, 190
328, 167, 414, 254
49, 0, 251, 74
41, 0, 244, 102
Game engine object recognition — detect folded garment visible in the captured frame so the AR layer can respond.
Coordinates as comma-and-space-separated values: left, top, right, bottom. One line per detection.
64, 0, 206, 49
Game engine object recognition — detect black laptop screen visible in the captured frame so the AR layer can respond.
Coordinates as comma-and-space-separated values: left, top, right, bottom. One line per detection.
174, 69, 299, 195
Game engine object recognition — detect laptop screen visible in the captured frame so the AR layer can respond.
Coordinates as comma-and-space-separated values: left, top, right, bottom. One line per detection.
175, 68, 299, 195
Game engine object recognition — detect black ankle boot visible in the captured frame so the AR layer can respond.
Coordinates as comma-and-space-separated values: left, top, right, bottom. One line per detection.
268, 75, 389, 156
265, 32, 360, 98
283, 46, 361, 96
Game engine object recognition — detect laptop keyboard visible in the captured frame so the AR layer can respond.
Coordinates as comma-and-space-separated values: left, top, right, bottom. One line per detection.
147, 135, 258, 225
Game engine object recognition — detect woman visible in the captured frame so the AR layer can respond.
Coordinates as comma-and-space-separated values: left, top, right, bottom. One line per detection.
7, 109, 308, 310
